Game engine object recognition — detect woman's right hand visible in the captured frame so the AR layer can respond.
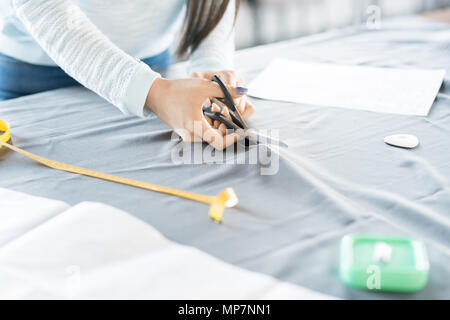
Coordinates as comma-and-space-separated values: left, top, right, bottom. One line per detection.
145, 77, 244, 150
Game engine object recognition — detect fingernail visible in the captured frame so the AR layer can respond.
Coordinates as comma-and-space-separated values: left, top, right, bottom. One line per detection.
236, 86, 248, 95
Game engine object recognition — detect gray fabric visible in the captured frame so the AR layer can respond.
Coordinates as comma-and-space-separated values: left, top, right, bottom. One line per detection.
0, 16, 449, 299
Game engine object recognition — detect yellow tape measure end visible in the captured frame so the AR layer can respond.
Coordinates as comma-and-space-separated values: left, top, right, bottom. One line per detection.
209, 188, 239, 223
0, 120, 11, 143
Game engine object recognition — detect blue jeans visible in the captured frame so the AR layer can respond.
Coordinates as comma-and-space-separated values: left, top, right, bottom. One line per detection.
0, 49, 173, 101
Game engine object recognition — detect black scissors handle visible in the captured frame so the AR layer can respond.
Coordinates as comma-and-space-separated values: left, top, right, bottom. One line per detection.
211, 75, 248, 130
203, 111, 239, 131
211, 75, 236, 112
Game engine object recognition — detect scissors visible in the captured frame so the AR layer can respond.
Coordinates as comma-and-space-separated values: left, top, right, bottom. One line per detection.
203, 75, 288, 148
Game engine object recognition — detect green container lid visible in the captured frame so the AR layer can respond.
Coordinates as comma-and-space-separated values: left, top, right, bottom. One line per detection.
339, 234, 429, 292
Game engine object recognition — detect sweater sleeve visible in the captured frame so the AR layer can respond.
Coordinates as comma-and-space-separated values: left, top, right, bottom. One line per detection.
188, 0, 236, 73
13, 0, 160, 118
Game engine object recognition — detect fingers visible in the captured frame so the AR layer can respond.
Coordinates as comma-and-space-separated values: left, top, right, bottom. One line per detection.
216, 71, 238, 88
211, 103, 221, 113
200, 118, 240, 150
200, 117, 225, 149
178, 112, 242, 150
213, 73, 249, 114
211, 98, 227, 109
205, 115, 213, 126
191, 70, 239, 86
236, 75, 245, 87
189, 72, 204, 79
207, 97, 253, 131
221, 72, 248, 97
209, 102, 233, 130
218, 123, 228, 135
178, 125, 239, 150
211, 102, 221, 129
204, 81, 246, 99
220, 105, 232, 122
217, 106, 232, 135
195, 71, 248, 100
231, 85, 248, 97
240, 98, 255, 120
237, 96, 246, 114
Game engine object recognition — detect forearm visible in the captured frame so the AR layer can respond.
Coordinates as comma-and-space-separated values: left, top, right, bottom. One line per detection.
13, 0, 159, 117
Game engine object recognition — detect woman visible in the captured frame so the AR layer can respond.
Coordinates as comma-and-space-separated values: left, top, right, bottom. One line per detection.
0, 0, 254, 149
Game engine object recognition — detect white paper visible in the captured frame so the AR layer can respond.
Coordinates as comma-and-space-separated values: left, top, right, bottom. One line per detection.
248, 59, 446, 116
0, 188, 333, 299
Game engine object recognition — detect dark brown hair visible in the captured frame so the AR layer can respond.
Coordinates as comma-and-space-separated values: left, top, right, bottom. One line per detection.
178, 0, 241, 57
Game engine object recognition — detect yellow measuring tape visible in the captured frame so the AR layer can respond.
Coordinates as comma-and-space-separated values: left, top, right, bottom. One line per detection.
0, 120, 237, 223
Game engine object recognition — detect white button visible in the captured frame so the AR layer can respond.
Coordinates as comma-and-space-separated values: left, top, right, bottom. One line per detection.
384, 134, 419, 149
373, 242, 393, 263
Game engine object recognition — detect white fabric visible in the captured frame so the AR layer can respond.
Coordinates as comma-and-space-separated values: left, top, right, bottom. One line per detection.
1, 0, 236, 117
0, 188, 69, 248
0, 188, 332, 299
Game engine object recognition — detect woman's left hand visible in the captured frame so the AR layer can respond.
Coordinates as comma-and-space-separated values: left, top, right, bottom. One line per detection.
190, 70, 255, 130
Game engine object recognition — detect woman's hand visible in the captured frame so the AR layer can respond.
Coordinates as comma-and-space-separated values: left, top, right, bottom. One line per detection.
145, 77, 244, 150
190, 70, 255, 130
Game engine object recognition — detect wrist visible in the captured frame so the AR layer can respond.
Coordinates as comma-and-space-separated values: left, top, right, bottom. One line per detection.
145, 77, 170, 114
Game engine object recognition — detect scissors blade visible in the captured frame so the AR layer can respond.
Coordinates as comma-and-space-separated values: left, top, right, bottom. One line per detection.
245, 129, 289, 148
203, 110, 288, 147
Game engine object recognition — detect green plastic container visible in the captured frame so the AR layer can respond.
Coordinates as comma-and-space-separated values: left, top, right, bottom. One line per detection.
339, 234, 429, 292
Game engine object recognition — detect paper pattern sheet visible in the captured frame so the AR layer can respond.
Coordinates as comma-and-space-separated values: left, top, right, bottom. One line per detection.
248, 59, 445, 116
0, 187, 332, 299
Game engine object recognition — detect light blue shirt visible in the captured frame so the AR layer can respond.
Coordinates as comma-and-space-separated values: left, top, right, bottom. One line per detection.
0, 0, 185, 66
0, 0, 235, 117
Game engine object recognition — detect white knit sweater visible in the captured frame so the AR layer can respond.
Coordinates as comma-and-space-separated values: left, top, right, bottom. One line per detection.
1, 0, 236, 117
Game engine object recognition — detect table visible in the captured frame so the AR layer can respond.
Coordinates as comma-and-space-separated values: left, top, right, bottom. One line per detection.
1, 15, 449, 299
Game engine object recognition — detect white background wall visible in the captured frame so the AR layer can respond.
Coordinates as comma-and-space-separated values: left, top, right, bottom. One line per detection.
235, 0, 450, 48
